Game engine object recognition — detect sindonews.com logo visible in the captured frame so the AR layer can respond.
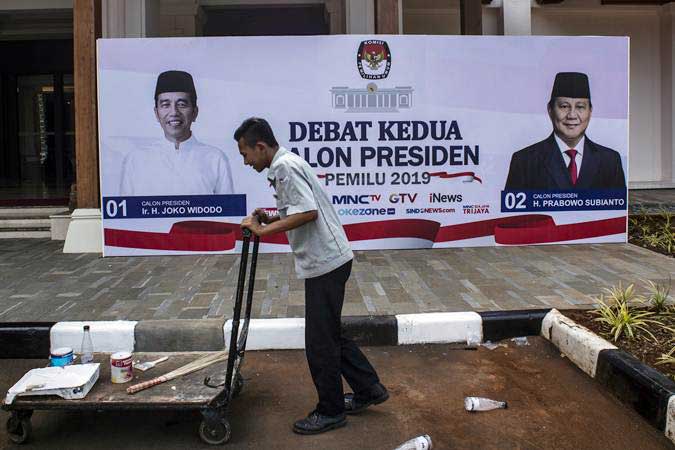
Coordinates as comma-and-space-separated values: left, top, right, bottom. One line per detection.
338, 207, 396, 216
406, 207, 455, 214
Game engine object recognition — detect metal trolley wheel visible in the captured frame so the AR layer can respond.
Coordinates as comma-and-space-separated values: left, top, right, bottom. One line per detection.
199, 418, 232, 445
6, 412, 32, 445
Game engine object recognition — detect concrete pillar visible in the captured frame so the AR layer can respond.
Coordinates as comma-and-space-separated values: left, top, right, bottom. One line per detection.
376, 0, 399, 34
346, 0, 375, 34
499, 0, 531, 35
325, 0, 346, 35
660, 3, 675, 185
460, 0, 483, 35
73, 0, 101, 210
68, 0, 103, 253
102, 0, 160, 38
159, 0, 204, 37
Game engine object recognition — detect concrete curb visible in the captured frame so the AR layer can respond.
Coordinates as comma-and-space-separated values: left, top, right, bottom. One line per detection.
540, 309, 675, 445
540, 309, 616, 377
3, 308, 674, 444
50, 321, 136, 354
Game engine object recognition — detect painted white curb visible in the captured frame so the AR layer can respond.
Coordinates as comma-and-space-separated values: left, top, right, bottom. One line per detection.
396, 312, 482, 345
223, 318, 305, 350
666, 395, 675, 444
540, 309, 616, 378
50, 321, 137, 354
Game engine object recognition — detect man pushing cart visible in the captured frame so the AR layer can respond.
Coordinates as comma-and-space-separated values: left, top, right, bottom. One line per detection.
236, 117, 389, 435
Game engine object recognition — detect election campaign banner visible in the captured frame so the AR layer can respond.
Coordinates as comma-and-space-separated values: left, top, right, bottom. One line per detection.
97, 35, 629, 256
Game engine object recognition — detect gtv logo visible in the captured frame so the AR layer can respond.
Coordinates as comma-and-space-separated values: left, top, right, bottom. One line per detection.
332, 194, 382, 205
389, 193, 417, 204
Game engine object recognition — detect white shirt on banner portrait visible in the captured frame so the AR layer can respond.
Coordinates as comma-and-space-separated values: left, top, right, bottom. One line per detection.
119, 135, 234, 196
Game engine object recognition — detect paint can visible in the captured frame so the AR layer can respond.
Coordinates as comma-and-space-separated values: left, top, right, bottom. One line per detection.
110, 351, 133, 383
50, 347, 74, 367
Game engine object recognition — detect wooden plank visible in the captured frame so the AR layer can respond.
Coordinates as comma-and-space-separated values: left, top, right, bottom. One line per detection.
376, 0, 399, 34
5, 353, 229, 411
73, 0, 101, 209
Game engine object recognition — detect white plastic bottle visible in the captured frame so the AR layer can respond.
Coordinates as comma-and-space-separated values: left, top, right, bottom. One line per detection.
393, 435, 432, 450
464, 396, 508, 412
80, 325, 94, 363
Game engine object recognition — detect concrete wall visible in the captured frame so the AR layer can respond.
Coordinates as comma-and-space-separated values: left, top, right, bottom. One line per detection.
4, 0, 670, 185
402, 0, 667, 186
532, 5, 662, 186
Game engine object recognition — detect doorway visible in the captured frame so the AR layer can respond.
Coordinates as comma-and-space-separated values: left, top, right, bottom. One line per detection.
0, 39, 74, 206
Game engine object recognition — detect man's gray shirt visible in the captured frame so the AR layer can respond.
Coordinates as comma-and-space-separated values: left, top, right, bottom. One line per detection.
267, 147, 353, 279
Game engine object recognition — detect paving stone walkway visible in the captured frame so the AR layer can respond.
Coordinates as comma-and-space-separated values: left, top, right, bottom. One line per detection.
1, 239, 674, 322
629, 189, 675, 213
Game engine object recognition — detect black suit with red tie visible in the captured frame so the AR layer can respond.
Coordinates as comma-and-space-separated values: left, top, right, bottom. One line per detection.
504, 133, 626, 191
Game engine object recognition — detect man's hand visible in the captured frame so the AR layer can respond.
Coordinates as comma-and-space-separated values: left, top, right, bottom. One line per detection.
240, 210, 317, 238
240, 214, 262, 236
253, 208, 272, 224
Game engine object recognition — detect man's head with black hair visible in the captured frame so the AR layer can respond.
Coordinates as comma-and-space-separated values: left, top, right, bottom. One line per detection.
234, 117, 279, 173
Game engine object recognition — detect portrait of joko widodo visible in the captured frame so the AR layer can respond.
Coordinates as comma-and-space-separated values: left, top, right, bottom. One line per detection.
504, 72, 626, 191
119, 70, 234, 196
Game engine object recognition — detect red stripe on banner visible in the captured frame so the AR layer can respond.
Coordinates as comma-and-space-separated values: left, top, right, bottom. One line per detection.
104, 216, 626, 251
434, 215, 552, 242
343, 219, 439, 241
104, 220, 288, 251
428, 171, 482, 183
493, 216, 626, 245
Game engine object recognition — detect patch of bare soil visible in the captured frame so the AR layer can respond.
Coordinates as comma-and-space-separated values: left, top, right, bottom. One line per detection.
564, 309, 675, 381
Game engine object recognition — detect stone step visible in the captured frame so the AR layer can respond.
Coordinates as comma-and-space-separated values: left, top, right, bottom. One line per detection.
0, 230, 51, 238
0, 207, 69, 217
0, 218, 51, 229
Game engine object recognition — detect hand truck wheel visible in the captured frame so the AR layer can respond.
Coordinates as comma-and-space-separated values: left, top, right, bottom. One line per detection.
7, 412, 32, 445
199, 418, 231, 445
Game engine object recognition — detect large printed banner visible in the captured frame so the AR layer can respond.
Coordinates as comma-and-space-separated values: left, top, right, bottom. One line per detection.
97, 35, 629, 256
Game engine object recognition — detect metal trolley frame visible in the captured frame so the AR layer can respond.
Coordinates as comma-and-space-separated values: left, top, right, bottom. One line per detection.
2, 231, 260, 446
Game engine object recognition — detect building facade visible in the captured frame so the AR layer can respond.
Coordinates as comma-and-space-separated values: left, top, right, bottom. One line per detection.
0, 0, 670, 246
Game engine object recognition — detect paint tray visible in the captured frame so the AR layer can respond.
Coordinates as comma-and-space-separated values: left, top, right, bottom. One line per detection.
4, 363, 100, 405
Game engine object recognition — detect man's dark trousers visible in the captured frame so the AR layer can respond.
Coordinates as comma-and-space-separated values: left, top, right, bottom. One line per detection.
304, 260, 380, 416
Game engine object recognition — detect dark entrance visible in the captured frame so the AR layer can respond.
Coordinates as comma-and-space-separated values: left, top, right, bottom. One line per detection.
202, 4, 329, 36
0, 39, 74, 206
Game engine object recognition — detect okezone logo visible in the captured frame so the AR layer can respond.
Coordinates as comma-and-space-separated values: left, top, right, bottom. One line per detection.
357, 40, 391, 80
338, 207, 396, 216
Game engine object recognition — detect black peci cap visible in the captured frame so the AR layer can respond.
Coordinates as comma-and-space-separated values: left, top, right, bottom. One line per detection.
154, 70, 197, 103
550, 72, 590, 100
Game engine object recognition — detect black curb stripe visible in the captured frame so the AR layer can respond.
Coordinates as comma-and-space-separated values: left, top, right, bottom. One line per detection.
0, 322, 55, 359
342, 315, 397, 346
596, 348, 675, 431
478, 309, 551, 342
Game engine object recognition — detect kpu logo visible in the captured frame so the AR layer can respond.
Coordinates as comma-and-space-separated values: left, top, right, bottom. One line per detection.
357, 40, 391, 80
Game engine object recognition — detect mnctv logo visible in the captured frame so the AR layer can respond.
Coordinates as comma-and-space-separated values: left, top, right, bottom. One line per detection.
332, 194, 381, 205
357, 40, 391, 80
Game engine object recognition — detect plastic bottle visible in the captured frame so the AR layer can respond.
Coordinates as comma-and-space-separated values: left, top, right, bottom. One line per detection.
393, 435, 432, 450
80, 325, 94, 363
464, 396, 508, 412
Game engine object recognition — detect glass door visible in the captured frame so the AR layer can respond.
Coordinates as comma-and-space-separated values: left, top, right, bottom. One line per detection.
4, 73, 73, 204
